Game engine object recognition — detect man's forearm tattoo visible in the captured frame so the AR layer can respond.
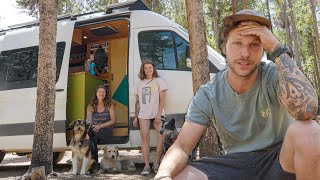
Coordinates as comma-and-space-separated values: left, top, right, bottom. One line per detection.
276, 53, 318, 120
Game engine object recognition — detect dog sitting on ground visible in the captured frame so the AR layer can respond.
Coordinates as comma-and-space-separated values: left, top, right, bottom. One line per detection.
160, 118, 179, 154
69, 119, 98, 175
98, 145, 136, 173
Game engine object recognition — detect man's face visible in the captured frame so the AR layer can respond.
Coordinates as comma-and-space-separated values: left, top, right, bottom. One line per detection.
225, 26, 264, 78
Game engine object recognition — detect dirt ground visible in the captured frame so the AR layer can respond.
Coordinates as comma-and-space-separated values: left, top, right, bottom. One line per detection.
0, 150, 157, 180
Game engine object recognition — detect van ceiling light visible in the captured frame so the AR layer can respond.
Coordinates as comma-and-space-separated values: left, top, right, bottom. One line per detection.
106, 0, 150, 14
83, 36, 87, 39
90, 26, 118, 36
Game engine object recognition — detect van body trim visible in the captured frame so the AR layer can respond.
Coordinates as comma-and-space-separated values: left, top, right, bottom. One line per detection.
0, 120, 66, 137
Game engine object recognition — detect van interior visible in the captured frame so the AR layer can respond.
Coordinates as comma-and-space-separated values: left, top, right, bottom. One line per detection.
66, 19, 130, 145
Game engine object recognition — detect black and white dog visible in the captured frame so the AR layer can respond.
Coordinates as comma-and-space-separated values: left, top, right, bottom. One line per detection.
160, 118, 198, 161
160, 118, 179, 154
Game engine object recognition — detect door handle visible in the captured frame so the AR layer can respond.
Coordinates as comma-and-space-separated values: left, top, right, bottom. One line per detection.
55, 89, 64, 92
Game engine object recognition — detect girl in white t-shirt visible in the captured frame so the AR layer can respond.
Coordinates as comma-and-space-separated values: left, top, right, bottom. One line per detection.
133, 59, 168, 175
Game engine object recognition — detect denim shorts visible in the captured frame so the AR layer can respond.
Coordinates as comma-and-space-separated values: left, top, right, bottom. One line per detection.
190, 142, 295, 180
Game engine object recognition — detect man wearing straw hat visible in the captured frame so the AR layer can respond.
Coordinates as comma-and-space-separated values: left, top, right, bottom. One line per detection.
154, 9, 319, 180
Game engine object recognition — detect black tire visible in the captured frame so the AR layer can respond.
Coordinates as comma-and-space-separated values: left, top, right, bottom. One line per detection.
53, 152, 65, 164
0, 152, 5, 164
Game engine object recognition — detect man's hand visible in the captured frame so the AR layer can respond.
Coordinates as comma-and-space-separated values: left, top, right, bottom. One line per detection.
236, 21, 280, 53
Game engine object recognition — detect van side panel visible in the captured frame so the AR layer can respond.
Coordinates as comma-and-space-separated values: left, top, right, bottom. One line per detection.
0, 21, 75, 151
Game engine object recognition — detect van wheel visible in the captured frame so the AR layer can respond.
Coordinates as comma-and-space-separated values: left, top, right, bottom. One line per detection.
0, 152, 5, 163
53, 152, 65, 164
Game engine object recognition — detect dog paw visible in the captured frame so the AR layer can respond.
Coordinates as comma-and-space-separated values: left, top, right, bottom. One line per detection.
71, 171, 77, 175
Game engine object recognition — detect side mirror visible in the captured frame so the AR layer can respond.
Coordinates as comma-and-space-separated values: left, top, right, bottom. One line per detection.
186, 45, 192, 69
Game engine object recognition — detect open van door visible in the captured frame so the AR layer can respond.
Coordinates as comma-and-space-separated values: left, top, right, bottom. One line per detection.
0, 21, 75, 152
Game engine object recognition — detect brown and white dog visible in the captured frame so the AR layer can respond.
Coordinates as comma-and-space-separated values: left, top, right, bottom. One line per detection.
98, 146, 136, 173
69, 119, 97, 175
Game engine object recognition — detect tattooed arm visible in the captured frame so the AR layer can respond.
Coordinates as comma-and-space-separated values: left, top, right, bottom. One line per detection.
135, 94, 140, 118
275, 53, 318, 120
133, 94, 140, 127
237, 21, 318, 121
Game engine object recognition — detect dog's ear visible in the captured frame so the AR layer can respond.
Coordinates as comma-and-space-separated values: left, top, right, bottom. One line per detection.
170, 118, 175, 126
82, 120, 87, 128
102, 146, 108, 151
69, 121, 76, 129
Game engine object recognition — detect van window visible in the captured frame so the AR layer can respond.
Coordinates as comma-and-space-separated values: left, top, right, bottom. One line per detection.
139, 30, 219, 73
139, 31, 193, 71
174, 34, 190, 70
0, 42, 66, 91
138, 31, 176, 70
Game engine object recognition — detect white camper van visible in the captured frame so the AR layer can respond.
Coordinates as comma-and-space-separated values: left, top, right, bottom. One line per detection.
0, 0, 225, 163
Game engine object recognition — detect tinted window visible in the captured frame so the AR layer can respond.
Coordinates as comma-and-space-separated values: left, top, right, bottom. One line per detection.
174, 34, 190, 70
138, 31, 176, 70
139, 30, 219, 72
0, 42, 66, 91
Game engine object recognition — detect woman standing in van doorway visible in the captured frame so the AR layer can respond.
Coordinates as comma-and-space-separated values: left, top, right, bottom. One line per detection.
133, 59, 168, 175
86, 85, 116, 164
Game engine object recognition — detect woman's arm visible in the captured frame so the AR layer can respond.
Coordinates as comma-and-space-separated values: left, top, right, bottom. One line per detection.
155, 90, 166, 124
86, 106, 93, 124
100, 104, 116, 128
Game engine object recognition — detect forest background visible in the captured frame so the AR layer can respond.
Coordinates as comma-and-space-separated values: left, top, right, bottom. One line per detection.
13, 0, 320, 98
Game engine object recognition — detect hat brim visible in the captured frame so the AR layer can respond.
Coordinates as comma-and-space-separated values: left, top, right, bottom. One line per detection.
223, 14, 272, 29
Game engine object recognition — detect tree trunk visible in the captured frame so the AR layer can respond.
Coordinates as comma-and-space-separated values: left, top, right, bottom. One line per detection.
185, 0, 220, 157
31, 166, 46, 180
266, 0, 273, 32
210, 0, 221, 53
30, 0, 58, 175
283, 0, 293, 49
310, 0, 320, 89
309, 29, 320, 93
241, 0, 248, 9
232, 0, 236, 14
287, 0, 302, 68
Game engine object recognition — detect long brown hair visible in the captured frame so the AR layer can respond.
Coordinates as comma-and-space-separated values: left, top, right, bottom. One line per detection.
88, 85, 112, 112
138, 58, 159, 80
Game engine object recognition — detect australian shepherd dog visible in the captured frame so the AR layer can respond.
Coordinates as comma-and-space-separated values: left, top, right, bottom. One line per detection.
69, 119, 98, 175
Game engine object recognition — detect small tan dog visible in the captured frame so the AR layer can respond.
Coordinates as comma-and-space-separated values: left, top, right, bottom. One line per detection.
98, 146, 136, 173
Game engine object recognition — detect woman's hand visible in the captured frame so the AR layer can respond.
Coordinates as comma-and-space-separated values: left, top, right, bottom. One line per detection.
92, 124, 102, 132
133, 117, 139, 127
154, 114, 161, 125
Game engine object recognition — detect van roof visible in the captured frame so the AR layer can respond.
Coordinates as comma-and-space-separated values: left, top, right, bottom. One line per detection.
0, 0, 149, 33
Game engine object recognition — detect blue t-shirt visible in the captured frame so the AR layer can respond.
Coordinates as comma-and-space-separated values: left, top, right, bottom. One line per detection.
89, 62, 96, 75
186, 62, 293, 154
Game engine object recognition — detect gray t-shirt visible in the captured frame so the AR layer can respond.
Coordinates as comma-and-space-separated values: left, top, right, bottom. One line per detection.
186, 62, 293, 154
